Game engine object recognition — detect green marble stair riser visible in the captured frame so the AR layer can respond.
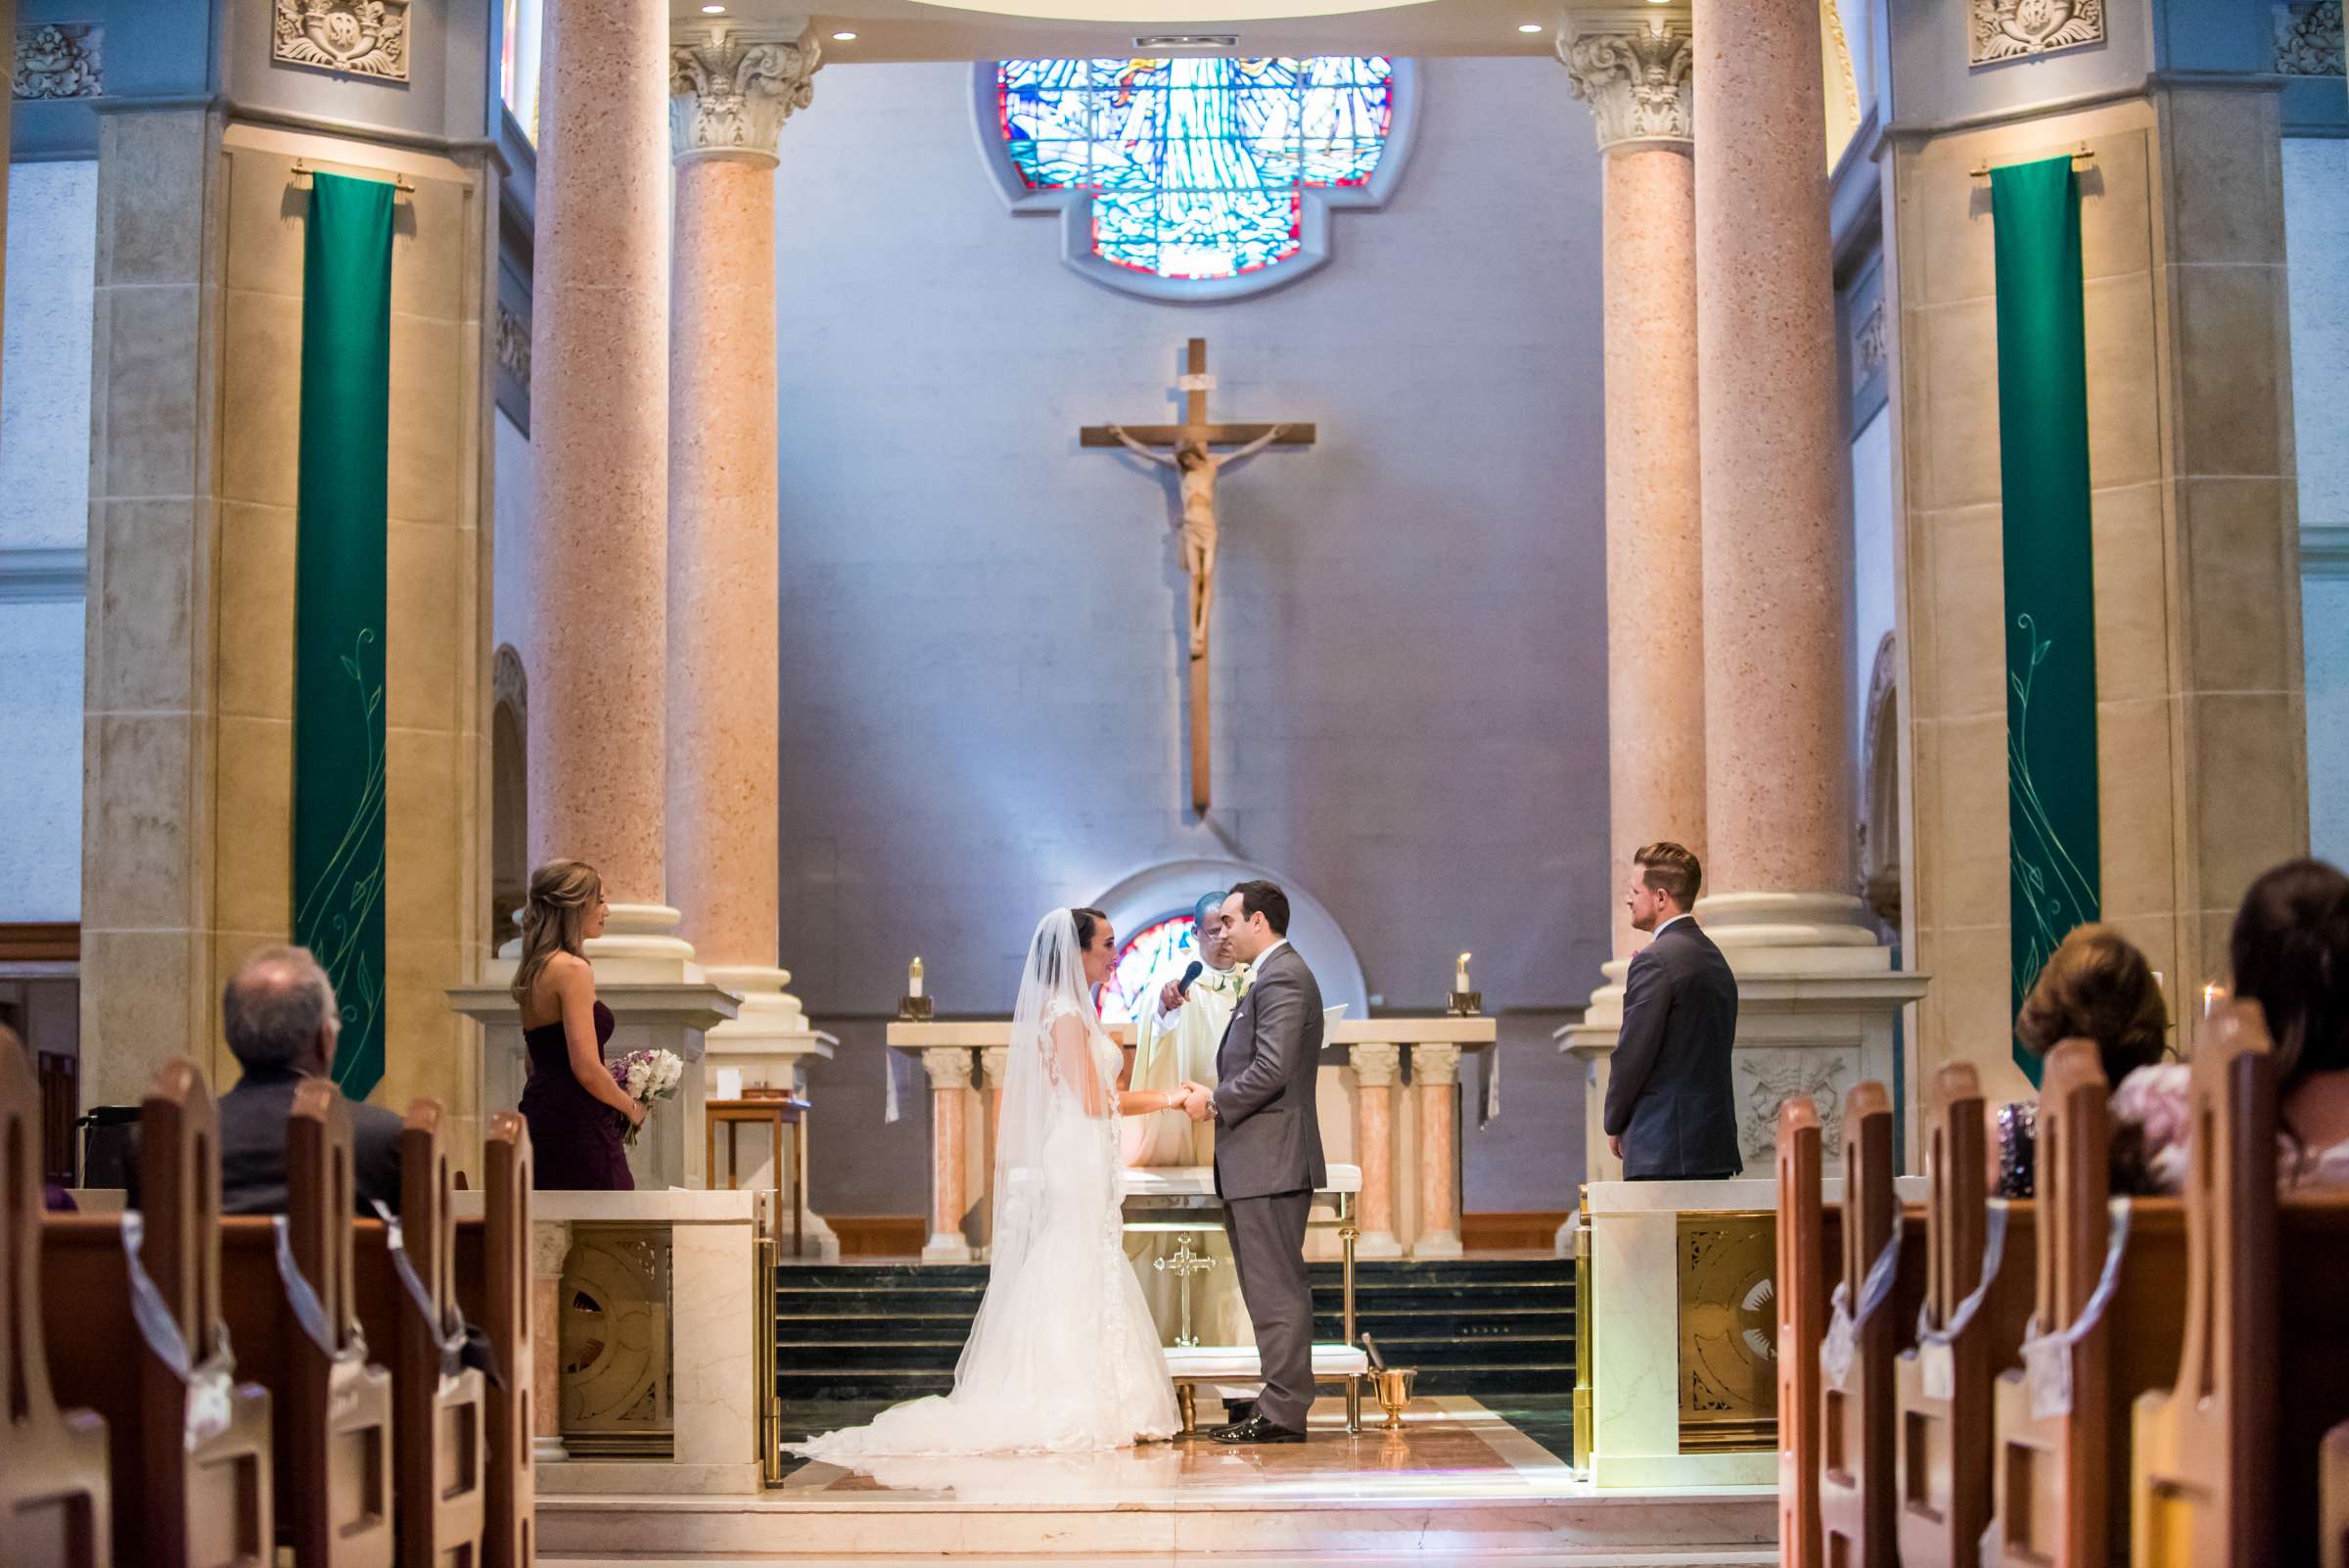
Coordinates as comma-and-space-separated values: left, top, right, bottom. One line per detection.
769, 1257, 1577, 1400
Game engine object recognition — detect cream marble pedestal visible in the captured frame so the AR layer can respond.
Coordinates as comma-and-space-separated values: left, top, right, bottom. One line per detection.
450, 904, 740, 1191
1583, 1174, 1926, 1489
490, 1189, 762, 1496
700, 964, 838, 1259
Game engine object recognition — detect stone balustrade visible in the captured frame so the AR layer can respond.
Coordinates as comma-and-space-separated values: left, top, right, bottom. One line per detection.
885, 1016, 1497, 1264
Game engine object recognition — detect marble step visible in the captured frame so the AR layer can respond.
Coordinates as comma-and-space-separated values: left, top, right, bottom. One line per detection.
771, 1362, 1575, 1401
772, 1308, 1574, 1345
774, 1338, 1574, 1377
770, 1258, 1571, 1288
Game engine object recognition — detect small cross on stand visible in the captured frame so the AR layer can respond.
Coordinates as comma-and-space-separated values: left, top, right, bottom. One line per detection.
1082, 339, 1314, 814
1152, 1229, 1220, 1348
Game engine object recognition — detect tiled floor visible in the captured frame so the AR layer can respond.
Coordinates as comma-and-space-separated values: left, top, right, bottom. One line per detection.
777, 1395, 1569, 1500
536, 1397, 1778, 1563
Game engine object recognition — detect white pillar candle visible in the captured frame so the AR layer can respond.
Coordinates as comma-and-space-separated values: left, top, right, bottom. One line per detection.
1454, 952, 1472, 992
908, 957, 925, 999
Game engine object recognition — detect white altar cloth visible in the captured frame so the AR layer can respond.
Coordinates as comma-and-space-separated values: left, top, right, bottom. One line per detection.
1121, 1164, 1363, 1198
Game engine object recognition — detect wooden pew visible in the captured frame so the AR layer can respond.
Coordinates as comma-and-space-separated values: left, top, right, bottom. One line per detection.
1894, 1065, 1996, 1568
41, 1060, 274, 1566
451, 1112, 533, 1568
218, 1080, 395, 1567
352, 1102, 486, 1568
2323, 1421, 2349, 1568
1980, 1041, 2191, 1568
1819, 1082, 1899, 1565
1892, 1065, 2047, 1568
1777, 1095, 1828, 1568
2129, 1000, 2277, 1565
1, 1028, 111, 1566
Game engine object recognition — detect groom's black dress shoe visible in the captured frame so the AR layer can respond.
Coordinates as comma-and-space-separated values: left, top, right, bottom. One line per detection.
1211, 1413, 1307, 1446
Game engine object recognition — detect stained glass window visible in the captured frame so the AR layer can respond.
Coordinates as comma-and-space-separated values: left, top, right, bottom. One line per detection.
1099, 912, 1203, 1028
995, 57, 1396, 283
501, 0, 543, 143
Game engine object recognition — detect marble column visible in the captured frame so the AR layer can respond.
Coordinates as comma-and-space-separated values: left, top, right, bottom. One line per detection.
1349, 1043, 1403, 1259
1689, 0, 1853, 914
667, 20, 834, 1251
531, 1221, 573, 1461
1555, 6, 1706, 1180
1410, 1044, 1464, 1260
530, 0, 671, 921
1671, 0, 1923, 1171
1558, 6, 1706, 957
922, 1047, 975, 1264
981, 1043, 1009, 1153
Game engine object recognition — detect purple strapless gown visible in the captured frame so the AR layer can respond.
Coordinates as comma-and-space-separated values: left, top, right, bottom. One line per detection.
520, 1000, 634, 1191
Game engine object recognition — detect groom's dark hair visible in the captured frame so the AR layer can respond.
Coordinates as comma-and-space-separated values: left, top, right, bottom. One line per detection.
1231, 880, 1290, 937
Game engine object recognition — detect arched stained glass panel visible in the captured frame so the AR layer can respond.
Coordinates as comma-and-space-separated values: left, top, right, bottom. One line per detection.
995, 57, 1396, 284
1100, 912, 1201, 1028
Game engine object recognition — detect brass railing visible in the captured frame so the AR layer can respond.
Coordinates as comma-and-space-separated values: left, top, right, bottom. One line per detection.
755, 1189, 787, 1485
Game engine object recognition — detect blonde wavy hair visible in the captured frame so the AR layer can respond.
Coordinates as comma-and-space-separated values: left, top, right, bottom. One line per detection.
511, 859, 603, 1004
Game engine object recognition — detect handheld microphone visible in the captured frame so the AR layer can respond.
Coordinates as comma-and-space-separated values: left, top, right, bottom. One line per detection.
1176, 960, 1204, 995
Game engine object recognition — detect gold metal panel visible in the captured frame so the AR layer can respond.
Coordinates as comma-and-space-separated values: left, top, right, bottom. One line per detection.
559, 1223, 673, 1457
1678, 1211, 1778, 1453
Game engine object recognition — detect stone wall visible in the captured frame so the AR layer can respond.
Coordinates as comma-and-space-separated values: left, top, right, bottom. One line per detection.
1893, 81, 2309, 1098
745, 57, 1611, 1219
0, 159, 94, 920
76, 113, 494, 1154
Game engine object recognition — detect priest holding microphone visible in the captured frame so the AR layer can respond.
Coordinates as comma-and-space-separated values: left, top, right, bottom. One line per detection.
1124, 891, 1257, 1356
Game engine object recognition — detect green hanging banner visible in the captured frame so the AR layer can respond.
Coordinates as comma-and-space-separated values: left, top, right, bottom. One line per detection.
293, 171, 395, 1098
1991, 156, 2100, 1086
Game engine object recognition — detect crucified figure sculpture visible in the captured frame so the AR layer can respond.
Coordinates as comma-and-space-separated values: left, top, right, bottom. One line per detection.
1105, 424, 1287, 659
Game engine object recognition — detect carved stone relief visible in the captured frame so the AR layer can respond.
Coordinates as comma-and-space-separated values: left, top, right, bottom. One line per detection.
1969, 0, 2105, 66
273, 0, 409, 80
1858, 632, 1902, 929
669, 25, 821, 164
494, 302, 531, 399
1734, 1050, 1852, 1169
2276, 2, 2345, 74
13, 23, 102, 100
1555, 11, 1693, 153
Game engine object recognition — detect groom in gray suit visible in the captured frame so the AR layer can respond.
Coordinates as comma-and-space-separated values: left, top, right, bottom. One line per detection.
1182, 879, 1324, 1444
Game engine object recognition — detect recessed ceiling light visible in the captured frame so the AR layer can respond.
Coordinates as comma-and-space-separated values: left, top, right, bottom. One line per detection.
1518, 21, 1543, 31
700, 4, 724, 12
832, 29, 856, 39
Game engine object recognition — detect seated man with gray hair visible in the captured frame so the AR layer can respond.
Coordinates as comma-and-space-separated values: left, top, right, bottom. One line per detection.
128, 945, 403, 1215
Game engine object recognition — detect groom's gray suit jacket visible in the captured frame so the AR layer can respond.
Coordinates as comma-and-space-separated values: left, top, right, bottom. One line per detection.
1211, 942, 1327, 1200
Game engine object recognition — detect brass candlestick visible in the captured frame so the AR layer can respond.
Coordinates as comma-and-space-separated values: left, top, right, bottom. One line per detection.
1373, 1366, 1417, 1430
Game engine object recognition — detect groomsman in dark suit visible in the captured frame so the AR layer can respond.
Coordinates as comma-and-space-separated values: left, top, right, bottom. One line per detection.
1603, 842, 1743, 1180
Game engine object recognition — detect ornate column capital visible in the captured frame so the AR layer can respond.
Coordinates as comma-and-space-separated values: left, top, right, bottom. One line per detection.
668, 22, 821, 166
978, 1045, 1009, 1086
1556, 6, 1694, 154
921, 1046, 975, 1092
1350, 1041, 1402, 1089
1411, 1043, 1463, 1087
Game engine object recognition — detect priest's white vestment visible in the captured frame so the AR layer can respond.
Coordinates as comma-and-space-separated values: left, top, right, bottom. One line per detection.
1123, 959, 1255, 1348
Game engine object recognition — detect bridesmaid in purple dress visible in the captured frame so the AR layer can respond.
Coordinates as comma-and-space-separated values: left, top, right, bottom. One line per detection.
514, 859, 645, 1189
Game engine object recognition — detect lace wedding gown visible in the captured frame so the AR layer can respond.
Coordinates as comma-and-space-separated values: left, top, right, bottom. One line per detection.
792, 913, 1178, 1460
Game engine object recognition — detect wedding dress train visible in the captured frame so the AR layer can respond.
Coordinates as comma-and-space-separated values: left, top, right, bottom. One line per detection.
791, 913, 1178, 1459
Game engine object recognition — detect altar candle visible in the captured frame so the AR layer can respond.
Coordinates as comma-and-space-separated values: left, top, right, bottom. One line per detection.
2203, 981, 2224, 1018
908, 957, 925, 1000
1454, 952, 1472, 993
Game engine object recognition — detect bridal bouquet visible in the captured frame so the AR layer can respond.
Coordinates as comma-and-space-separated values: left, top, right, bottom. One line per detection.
610, 1047, 686, 1146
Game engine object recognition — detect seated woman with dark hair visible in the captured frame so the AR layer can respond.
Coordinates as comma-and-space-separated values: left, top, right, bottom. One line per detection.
1990, 923, 2173, 1195
2115, 857, 2349, 1193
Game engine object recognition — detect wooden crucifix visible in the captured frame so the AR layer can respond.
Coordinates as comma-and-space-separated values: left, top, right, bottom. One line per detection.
1082, 339, 1314, 813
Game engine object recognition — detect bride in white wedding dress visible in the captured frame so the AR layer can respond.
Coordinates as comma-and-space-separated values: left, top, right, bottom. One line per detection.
792, 908, 1185, 1459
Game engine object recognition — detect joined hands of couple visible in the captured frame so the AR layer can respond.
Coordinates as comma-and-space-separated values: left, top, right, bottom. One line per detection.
1167, 1081, 1217, 1123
